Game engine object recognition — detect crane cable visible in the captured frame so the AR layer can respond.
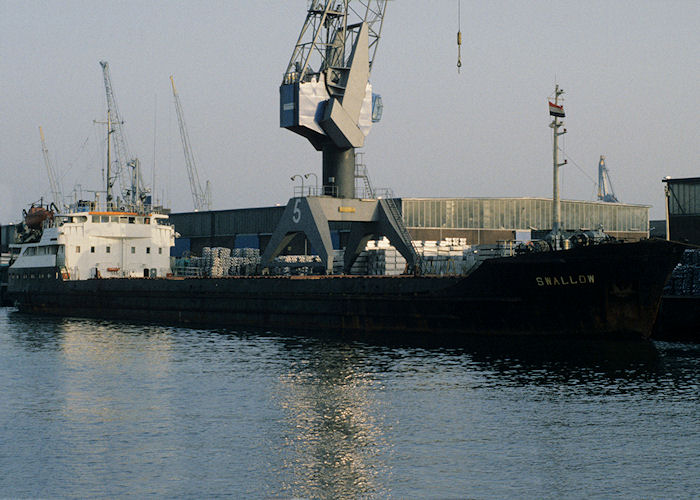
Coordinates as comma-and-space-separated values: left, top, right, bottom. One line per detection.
457, 0, 462, 72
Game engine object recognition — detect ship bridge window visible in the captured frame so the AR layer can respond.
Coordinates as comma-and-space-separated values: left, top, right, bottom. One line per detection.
111, 216, 119, 223
38, 246, 55, 255
144, 218, 150, 225
129, 217, 135, 224
120, 217, 128, 223
101, 216, 110, 223
92, 215, 100, 223
75, 216, 88, 223
24, 247, 36, 256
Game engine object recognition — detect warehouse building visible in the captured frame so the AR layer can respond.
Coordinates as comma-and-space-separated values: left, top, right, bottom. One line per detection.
168, 197, 650, 256
0, 197, 652, 256
663, 177, 700, 244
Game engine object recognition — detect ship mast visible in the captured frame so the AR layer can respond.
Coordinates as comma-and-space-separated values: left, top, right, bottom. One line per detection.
549, 85, 567, 249
95, 111, 115, 209
106, 111, 113, 209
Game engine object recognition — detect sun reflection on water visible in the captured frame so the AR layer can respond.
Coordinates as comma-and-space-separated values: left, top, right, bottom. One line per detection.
273, 345, 392, 498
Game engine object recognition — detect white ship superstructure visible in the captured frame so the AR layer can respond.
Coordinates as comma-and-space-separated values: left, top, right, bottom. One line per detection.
10, 202, 174, 281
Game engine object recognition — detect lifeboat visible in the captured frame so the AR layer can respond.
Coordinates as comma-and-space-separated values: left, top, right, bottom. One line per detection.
23, 203, 56, 230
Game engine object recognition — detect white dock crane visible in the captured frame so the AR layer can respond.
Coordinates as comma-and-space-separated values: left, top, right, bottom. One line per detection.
280, 0, 387, 198
597, 155, 619, 203
170, 75, 211, 212
38, 126, 64, 209
99, 61, 148, 211
263, 0, 423, 276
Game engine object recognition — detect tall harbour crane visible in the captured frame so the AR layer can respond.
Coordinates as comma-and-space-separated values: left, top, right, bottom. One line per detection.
280, 0, 387, 198
99, 61, 148, 210
39, 126, 64, 209
262, 0, 422, 276
170, 75, 212, 212
597, 155, 619, 203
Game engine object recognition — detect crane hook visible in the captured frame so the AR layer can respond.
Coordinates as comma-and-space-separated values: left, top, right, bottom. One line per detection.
457, 30, 462, 72
456, 0, 462, 73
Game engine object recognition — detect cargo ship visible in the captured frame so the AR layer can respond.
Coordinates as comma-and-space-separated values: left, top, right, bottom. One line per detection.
6, 68, 686, 340
5, 33, 686, 339
5, 198, 684, 339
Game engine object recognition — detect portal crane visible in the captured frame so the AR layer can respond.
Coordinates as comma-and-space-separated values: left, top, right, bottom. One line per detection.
597, 155, 619, 203
170, 75, 212, 212
280, 0, 387, 198
99, 61, 148, 210
39, 126, 64, 209
262, 1, 422, 276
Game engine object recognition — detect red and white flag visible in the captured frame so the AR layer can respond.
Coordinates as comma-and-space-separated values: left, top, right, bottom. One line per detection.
549, 101, 565, 117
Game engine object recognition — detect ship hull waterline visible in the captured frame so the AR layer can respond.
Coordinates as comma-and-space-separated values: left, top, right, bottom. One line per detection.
8, 240, 684, 340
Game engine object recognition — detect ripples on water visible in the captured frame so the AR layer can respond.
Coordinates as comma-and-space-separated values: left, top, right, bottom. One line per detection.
0, 308, 698, 498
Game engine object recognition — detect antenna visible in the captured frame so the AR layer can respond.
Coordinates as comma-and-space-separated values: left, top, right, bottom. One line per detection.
153, 93, 157, 209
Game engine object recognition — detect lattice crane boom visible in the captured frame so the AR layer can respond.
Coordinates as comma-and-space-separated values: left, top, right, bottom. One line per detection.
170, 75, 211, 212
39, 126, 64, 209
283, 0, 387, 86
99, 61, 147, 209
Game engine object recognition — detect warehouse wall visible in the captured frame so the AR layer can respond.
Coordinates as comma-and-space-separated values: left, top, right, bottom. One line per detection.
665, 177, 700, 244
169, 197, 651, 255
1, 224, 16, 253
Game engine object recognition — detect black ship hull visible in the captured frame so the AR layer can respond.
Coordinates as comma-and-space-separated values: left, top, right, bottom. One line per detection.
654, 296, 700, 342
7, 240, 684, 340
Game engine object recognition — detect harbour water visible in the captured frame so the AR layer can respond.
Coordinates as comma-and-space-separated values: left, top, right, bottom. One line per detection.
1, 307, 698, 498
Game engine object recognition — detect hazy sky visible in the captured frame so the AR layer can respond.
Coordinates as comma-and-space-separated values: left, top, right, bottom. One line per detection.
1, 0, 698, 223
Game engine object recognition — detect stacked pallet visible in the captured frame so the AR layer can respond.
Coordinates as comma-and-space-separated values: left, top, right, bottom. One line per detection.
172, 256, 203, 277
201, 247, 232, 277
270, 255, 322, 276
229, 248, 261, 276
664, 249, 700, 296
366, 248, 407, 275
412, 240, 479, 275
332, 249, 346, 274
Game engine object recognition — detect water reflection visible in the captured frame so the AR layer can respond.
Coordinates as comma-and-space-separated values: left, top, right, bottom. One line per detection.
6, 311, 69, 351
3, 307, 699, 498
3, 311, 184, 497
272, 340, 391, 498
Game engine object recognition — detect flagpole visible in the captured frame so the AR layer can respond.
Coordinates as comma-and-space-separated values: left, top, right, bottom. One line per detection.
549, 85, 567, 249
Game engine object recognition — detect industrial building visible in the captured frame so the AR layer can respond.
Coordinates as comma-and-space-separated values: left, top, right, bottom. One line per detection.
167, 197, 650, 257
664, 177, 700, 244
0, 197, 651, 257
